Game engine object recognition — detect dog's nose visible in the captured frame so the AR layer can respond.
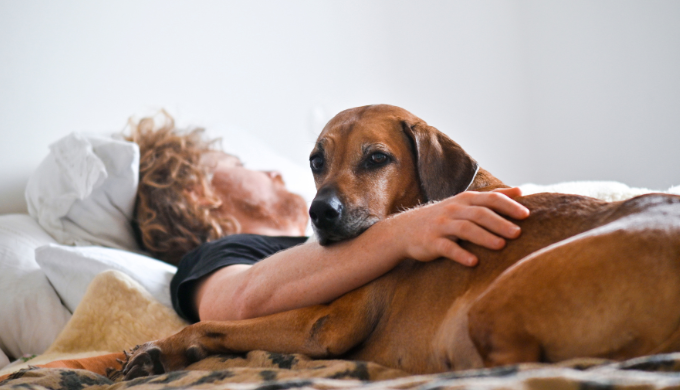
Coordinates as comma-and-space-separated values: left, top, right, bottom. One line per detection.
309, 192, 343, 230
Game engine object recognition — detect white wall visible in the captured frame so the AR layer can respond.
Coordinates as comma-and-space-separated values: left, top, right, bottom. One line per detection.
1, 0, 679, 214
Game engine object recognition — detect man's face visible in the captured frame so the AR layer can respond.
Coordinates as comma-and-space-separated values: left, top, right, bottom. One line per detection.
203, 152, 308, 235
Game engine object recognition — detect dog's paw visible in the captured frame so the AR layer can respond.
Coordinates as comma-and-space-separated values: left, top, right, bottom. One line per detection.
120, 339, 211, 381
121, 343, 166, 380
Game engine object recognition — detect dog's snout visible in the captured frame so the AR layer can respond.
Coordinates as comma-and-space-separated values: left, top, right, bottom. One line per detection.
309, 192, 343, 231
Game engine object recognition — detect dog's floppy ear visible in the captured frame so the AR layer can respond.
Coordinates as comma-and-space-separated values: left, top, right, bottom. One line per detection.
402, 121, 479, 202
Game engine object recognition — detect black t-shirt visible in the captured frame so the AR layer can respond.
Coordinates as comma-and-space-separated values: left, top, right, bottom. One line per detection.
170, 234, 308, 323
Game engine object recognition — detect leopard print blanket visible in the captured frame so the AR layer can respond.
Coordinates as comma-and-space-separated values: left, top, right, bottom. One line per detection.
4, 350, 680, 389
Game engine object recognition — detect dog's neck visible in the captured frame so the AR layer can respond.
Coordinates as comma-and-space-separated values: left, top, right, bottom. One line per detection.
467, 168, 508, 192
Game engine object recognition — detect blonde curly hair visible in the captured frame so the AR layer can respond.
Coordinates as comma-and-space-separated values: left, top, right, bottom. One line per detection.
126, 112, 238, 265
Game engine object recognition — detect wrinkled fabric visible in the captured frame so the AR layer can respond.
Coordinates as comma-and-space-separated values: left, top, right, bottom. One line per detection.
25, 133, 140, 251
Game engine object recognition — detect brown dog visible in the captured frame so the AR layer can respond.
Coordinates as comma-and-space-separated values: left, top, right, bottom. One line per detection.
122, 105, 680, 378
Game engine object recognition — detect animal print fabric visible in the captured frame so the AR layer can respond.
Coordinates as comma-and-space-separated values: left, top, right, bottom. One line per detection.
4, 350, 680, 389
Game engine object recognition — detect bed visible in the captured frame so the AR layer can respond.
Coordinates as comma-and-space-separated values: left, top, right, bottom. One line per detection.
1, 132, 680, 389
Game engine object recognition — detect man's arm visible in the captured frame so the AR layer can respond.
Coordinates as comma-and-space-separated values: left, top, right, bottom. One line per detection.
195, 188, 530, 321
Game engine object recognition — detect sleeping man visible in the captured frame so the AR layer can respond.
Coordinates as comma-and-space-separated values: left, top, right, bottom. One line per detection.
126, 114, 530, 323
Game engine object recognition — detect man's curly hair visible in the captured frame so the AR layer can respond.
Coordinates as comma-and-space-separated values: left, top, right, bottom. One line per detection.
126, 112, 238, 265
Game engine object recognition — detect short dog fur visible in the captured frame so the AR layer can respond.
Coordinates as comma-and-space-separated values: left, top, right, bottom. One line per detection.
122, 104, 680, 378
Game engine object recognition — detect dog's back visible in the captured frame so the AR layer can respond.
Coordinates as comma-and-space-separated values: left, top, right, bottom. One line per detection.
343, 192, 680, 372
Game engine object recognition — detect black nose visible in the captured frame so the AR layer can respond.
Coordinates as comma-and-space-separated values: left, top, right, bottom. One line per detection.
309, 191, 343, 230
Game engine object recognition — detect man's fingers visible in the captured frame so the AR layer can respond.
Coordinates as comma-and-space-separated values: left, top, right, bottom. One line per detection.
492, 186, 522, 198
456, 206, 521, 239
467, 191, 530, 220
404, 189, 532, 266
447, 220, 506, 250
436, 239, 478, 266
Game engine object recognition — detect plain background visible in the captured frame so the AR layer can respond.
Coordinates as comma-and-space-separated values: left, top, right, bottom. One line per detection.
1, 0, 679, 214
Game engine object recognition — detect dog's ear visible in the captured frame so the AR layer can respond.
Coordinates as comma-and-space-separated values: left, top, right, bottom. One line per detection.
402, 121, 479, 202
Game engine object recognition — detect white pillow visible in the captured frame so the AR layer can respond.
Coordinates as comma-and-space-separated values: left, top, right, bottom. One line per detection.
0, 349, 9, 370
0, 214, 72, 361
35, 244, 177, 312
25, 133, 140, 251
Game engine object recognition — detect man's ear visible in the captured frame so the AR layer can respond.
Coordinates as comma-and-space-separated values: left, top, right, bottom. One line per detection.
402, 121, 479, 202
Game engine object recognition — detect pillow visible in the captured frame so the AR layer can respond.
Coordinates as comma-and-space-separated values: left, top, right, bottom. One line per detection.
25, 133, 140, 251
0, 349, 8, 370
0, 214, 72, 362
35, 244, 177, 313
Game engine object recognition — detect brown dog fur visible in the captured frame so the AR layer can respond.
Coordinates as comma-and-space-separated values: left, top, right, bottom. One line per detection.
122, 105, 680, 378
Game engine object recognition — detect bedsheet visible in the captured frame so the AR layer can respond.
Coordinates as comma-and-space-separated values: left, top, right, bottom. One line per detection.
5, 351, 680, 389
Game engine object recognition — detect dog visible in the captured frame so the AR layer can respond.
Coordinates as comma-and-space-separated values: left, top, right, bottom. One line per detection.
122, 104, 680, 378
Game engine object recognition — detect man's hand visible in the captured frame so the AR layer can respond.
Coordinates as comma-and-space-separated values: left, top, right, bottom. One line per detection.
390, 187, 530, 266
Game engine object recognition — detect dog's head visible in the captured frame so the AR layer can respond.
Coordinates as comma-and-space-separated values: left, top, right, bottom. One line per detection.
309, 104, 485, 245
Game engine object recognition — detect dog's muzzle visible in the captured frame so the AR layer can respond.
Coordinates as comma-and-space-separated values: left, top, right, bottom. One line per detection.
309, 191, 343, 232
309, 188, 377, 245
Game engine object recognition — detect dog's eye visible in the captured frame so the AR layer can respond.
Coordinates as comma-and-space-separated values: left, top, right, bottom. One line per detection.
369, 152, 389, 165
310, 155, 324, 173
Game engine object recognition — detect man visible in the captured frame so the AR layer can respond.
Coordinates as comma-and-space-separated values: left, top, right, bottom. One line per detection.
128, 114, 529, 323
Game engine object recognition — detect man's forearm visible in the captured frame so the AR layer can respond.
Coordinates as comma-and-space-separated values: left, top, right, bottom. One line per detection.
197, 217, 405, 321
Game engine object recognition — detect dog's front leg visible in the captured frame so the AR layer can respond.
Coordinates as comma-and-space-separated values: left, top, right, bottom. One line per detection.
122, 286, 382, 379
